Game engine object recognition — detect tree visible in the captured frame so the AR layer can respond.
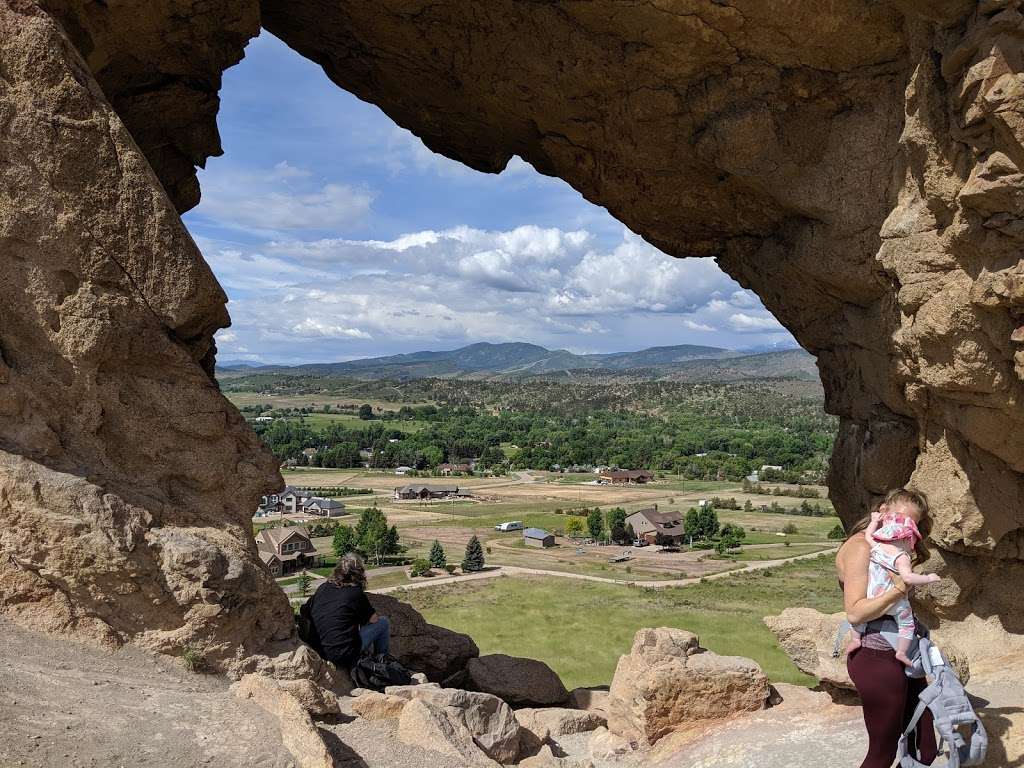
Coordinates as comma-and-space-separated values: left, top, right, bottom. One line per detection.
332, 525, 357, 558
625, 523, 637, 543
429, 539, 447, 568
696, 506, 720, 540
297, 570, 312, 597
355, 507, 394, 563
719, 523, 746, 550
684, 508, 701, 539
358, 403, 374, 420
462, 535, 485, 572
409, 558, 432, 577
827, 523, 846, 540
606, 507, 627, 532
586, 508, 604, 540
782, 522, 799, 535
743, 499, 754, 513
565, 517, 586, 538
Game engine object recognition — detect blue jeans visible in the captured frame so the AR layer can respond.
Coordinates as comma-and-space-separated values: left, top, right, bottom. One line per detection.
360, 615, 390, 656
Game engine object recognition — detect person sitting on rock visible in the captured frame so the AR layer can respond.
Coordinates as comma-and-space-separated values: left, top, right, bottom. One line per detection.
309, 552, 391, 669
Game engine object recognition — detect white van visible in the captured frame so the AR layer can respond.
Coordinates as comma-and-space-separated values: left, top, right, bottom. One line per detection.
494, 521, 524, 532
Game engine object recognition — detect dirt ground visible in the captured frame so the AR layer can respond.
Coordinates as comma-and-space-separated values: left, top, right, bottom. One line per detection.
0, 620, 294, 768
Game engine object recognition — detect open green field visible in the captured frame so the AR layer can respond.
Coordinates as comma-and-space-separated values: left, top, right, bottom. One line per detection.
399, 555, 840, 690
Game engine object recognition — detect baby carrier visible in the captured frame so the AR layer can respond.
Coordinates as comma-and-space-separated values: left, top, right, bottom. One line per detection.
833, 619, 988, 767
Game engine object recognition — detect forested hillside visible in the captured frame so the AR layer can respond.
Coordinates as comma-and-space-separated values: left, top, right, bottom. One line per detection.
223, 374, 835, 483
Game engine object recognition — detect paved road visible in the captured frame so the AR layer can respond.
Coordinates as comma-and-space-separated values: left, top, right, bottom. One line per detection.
369, 546, 839, 594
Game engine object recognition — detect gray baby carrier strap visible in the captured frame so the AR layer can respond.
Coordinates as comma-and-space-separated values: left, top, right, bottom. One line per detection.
897, 637, 988, 768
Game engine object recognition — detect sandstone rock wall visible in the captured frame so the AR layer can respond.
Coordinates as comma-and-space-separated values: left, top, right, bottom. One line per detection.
260, 0, 1024, 642
0, 2, 292, 666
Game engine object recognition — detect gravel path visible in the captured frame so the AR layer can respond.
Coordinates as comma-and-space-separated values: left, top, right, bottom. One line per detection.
370, 547, 839, 594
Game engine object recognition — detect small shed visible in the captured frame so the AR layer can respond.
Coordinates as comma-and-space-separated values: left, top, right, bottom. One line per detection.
524, 528, 555, 548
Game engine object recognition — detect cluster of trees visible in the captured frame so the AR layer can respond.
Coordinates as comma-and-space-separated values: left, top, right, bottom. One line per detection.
741, 480, 822, 497
410, 537, 485, 577
331, 508, 401, 564
562, 507, 636, 545
237, 375, 836, 482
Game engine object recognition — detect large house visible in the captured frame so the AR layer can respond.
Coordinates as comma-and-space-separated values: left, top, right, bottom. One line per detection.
599, 469, 655, 485
393, 484, 465, 501
255, 486, 346, 518
304, 497, 346, 517
255, 525, 322, 577
438, 463, 472, 476
523, 528, 555, 548
625, 506, 685, 545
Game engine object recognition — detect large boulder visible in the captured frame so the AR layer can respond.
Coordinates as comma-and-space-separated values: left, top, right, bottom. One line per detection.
765, 607, 973, 690
466, 654, 569, 707
388, 684, 522, 765
231, 674, 334, 768
514, 707, 606, 758
764, 608, 855, 691
369, 593, 479, 682
606, 628, 769, 747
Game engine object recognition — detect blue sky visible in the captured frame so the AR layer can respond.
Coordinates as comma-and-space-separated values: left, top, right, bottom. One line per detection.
183, 33, 794, 365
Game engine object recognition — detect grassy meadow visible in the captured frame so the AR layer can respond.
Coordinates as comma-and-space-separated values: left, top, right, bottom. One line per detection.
397, 554, 841, 690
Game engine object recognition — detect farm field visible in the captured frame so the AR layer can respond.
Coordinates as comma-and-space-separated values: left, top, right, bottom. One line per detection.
260, 467, 840, 582
223, 391, 433, 412
398, 555, 842, 690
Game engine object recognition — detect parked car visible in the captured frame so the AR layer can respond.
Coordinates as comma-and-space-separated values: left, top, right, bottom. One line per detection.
633, 539, 650, 547
494, 521, 524, 532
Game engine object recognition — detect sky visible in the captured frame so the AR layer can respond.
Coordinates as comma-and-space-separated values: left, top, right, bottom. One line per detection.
183, 33, 795, 365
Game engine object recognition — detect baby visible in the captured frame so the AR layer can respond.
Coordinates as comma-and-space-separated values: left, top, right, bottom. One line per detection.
847, 500, 941, 666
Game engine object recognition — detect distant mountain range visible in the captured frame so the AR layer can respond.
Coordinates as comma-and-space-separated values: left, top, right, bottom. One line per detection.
217, 341, 817, 382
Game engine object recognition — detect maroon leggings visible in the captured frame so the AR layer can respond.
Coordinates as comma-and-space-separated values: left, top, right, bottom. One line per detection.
848, 646, 938, 768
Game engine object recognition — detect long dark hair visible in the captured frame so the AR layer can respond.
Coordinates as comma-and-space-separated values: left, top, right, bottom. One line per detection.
845, 488, 931, 562
329, 552, 367, 588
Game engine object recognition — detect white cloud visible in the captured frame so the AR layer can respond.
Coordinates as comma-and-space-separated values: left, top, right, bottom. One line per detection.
197, 224, 792, 361
728, 312, 785, 332
290, 318, 372, 339
193, 164, 374, 233
683, 320, 716, 332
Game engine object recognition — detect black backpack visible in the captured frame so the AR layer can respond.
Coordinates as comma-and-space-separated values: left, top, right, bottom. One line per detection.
350, 652, 413, 691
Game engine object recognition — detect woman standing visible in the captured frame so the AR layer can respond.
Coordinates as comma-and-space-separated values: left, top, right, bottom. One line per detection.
836, 489, 938, 768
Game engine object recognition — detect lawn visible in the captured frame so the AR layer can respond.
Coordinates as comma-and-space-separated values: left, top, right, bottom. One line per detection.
712, 543, 834, 561
399, 555, 841, 690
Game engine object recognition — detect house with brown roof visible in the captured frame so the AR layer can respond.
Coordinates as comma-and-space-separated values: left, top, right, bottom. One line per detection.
599, 469, 655, 485
393, 484, 465, 500
625, 506, 685, 545
255, 525, 321, 577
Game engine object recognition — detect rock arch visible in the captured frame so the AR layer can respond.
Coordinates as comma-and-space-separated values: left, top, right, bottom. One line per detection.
1, 0, 1022, 666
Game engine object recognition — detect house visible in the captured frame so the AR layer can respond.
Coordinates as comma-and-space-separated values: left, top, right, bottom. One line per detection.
625, 506, 685, 545
599, 469, 655, 485
255, 525, 321, 577
394, 484, 462, 501
438, 463, 471, 476
279, 486, 310, 514
523, 528, 555, 548
304, 497, 346, 517
394, 466, 412, 476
